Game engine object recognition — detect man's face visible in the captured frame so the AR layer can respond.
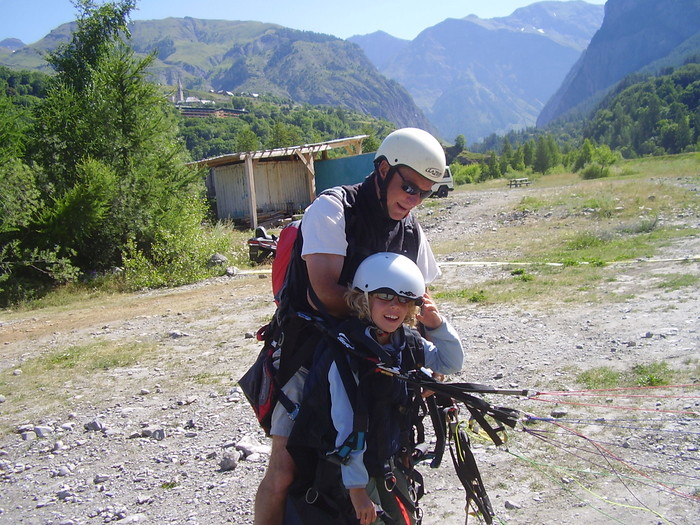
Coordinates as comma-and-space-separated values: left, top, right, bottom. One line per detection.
378, 161, 433, 220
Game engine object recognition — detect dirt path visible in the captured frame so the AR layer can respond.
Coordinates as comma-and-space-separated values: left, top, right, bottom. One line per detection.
1, 182, 698, 525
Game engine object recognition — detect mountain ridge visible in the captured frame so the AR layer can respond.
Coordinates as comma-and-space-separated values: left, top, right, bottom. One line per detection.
0, 18, 433, 133
350, 1, 604, 141
537, 0, 700, 126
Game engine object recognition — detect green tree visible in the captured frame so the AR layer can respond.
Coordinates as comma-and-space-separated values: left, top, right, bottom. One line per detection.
4, 0, 207, 300
572, 139, 595, 172
47, 0, 136, 92
522, 140, 535, 168
445, 134, 466, 164
484, 151, 502, 180
533, 136, 550, 174
236, 126, 261, 152
510, 146, 526, 172
0, 93, 29, 162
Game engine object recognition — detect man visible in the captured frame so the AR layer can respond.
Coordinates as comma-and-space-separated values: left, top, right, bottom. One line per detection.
254, 127, 447, 525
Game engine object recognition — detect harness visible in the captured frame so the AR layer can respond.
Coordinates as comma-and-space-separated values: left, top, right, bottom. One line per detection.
286, 317, 522, 525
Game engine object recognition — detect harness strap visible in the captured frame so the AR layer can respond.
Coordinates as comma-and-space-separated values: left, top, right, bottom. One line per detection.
327, 339, 370, 464
446, 410, 495, 524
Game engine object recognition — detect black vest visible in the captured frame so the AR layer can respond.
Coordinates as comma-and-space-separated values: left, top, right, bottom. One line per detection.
283, 172, 422, 315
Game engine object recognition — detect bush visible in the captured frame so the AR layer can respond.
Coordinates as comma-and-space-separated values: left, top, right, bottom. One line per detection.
121, 197, 233, 290
450, 162, 481, 185
580, 164, 610, 179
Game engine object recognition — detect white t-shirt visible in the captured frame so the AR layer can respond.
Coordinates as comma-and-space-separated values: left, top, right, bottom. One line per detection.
300, 193, 440, 284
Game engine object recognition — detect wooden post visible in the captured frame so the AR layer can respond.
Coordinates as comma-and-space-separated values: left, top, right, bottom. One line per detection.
296, 152, 316, 204
243, 154, 257, 229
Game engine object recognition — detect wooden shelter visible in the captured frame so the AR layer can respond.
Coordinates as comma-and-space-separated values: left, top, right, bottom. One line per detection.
191, 135, 367, 229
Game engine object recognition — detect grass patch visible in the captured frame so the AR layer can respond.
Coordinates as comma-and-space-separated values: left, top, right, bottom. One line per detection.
432, 263, 621, 306
40, 341, 149, 370
431, 166, 698, 265
433, 288, 488, 303
655, 273, 699, 291
192, 371, 230, 386
515, 196, 548, 212
577, 361, 676, 389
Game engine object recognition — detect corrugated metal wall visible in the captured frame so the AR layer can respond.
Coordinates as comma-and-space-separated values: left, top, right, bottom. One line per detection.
211, 160, 312, 220
255, 160, 311, 214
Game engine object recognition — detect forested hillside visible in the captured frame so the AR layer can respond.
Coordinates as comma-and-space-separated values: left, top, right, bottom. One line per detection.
583, 62, 700, 157
178, 97, 392, 161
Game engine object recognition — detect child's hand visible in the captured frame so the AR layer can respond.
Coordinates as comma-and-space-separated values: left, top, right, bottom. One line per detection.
349, 487, 377, 525
416, 294, 442, 330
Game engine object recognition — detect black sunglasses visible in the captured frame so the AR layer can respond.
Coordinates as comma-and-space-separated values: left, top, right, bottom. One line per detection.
396, 171, 433, 200
373, 291, 414, 304
372, 291, 423, 306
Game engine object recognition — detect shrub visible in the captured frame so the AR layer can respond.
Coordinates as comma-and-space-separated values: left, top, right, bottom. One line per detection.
580, 164, 610, 179
121, 197, 232, 290
450, 163, 481, 185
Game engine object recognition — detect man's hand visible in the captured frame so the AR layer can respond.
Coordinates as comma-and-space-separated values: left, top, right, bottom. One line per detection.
349, 487, 377, 525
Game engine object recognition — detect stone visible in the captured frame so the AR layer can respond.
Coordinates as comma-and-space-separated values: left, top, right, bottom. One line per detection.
550, 408, 568, 418
84, 420, 106, 432
34, 426, 53, 438
218, 452, 239, 472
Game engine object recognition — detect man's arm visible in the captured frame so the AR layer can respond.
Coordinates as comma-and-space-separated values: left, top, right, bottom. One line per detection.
304, 252, 351, 318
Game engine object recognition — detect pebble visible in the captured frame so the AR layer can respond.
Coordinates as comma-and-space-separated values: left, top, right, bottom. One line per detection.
218, 452, 240, 472
34, 426, 53, 438
84, 420, 106, 432
550, 408, 568, 418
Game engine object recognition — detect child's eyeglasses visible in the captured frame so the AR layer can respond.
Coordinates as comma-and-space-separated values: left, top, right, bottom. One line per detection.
396, 171, 433, 200
373, 292, 414, 304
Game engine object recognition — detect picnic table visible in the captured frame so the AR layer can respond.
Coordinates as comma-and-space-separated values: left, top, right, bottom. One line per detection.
508, 177, 531, 188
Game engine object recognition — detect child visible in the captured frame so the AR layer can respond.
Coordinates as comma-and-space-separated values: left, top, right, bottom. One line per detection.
286, 252, 464, 525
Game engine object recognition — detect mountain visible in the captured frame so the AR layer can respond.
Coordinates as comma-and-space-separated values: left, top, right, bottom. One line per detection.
0, 38, 25, 51
350, 1, 604, 142
538, 0, 700, 127
0, 18, 432, 131
346, 31, 409, 71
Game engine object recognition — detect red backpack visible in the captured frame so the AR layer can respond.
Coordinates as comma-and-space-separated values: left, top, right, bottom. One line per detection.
271, 219, 301, 305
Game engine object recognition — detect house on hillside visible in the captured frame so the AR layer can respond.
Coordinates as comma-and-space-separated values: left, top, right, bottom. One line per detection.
190, 136, 368, 229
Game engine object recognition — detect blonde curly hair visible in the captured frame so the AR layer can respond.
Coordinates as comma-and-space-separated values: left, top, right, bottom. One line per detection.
344, 288, 418, 328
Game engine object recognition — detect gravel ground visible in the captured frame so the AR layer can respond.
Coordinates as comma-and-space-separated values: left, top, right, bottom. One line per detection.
1, 179, 699, 525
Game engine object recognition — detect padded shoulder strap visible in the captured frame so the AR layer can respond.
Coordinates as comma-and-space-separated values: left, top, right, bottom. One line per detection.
401, 326, 425, 371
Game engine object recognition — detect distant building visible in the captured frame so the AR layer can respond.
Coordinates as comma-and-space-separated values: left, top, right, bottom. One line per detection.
189, 136, 367, 229
177, 107, 247, 118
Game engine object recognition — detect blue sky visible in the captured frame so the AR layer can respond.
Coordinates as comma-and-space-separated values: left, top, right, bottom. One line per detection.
1, 0, 606, 45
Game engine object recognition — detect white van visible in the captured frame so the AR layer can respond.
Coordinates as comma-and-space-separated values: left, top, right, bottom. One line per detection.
431, 166, 454, 198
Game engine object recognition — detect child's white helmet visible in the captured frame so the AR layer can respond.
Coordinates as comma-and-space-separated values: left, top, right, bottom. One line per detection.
374, 128, 446, 183
352, 252, 425, 303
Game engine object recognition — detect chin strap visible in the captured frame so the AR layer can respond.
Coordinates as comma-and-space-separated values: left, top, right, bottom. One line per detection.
375, 161, 397, 219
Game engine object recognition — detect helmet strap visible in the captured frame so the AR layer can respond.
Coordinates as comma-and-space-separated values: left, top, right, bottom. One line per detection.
375, 161, 397, 218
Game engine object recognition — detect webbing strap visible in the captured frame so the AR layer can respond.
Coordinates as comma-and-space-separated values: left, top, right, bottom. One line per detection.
329, 342, 369, 463
446, 412, 494, 524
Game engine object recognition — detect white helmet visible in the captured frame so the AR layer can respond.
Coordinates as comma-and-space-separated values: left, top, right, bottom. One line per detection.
374, 128, 446, 183
352, 252, 425, 303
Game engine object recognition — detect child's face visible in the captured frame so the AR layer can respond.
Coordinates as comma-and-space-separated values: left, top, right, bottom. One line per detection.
369, 292, 411, 334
